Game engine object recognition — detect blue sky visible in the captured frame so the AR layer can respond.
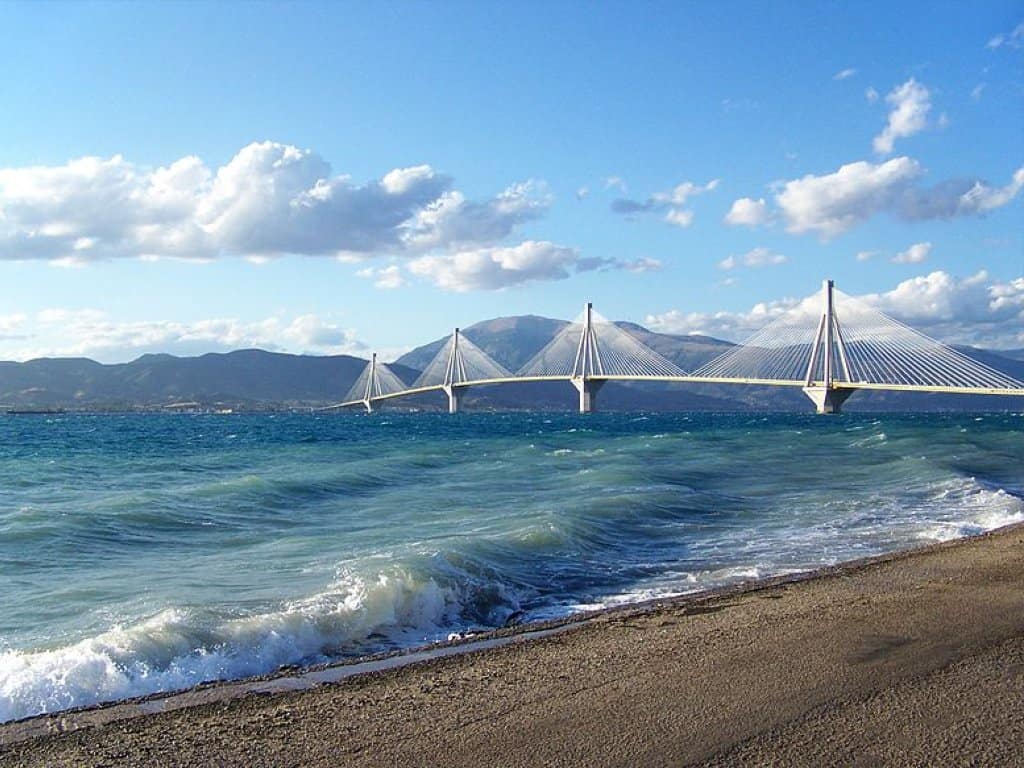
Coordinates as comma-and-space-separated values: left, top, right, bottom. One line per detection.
0, 0, 1021, 362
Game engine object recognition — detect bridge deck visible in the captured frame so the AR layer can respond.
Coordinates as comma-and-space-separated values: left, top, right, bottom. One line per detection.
326, 374, 1024, 409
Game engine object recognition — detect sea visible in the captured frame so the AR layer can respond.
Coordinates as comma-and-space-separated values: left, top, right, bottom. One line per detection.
1, 411, 1022, 724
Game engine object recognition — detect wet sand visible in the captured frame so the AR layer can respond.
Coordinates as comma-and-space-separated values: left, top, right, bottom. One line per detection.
3, 524, 1023, 767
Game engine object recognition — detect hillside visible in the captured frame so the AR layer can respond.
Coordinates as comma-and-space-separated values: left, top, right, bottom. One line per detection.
0, 350, 417, 410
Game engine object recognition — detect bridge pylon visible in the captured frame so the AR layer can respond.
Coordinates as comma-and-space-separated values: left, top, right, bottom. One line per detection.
442, 328, 466, 414
571, 302, 605, 413
361, 352, 379, 413
802, 279, 854, 414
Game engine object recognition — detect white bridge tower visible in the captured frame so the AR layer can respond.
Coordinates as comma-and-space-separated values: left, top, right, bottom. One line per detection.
571, 302, 605, 413
802, 279, 854, 414
442, 328, 466, 414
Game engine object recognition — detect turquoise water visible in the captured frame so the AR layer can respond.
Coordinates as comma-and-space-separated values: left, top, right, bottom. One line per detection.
1, 411, 1022, 722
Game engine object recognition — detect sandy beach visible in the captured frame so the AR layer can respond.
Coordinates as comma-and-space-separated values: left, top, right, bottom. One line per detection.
2, 524, 1023, 767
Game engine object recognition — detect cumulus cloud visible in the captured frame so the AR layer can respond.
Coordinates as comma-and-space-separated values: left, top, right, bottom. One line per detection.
408, 241, 580, 292
604, 176, 627, 192
767, 159, 1024, 238
645, 296, 809, 342
776, 156, 923, 237
401, 181, 549, 252
577, 256, 663, 274
865, 87, 880, 103
576, 186, 589, 200
971, 83, 986, 102
833, 68, 857, 81
611, 178, 719, 227
356, 265, 407, 290
405, 241, 657, 292
0, 310, 370, 363
892, 241, 932, 264
723, 197, 771, 227
898, 166, 1024, 220
987, 21, 1024, 49
0, 142, 554, 264
855, 250, 876, 262
863, 271, 1024, 346
958, 167, 1024, 213
873, 79, 931, 155
645, 271, 1024, 348
719, 247, 787, 271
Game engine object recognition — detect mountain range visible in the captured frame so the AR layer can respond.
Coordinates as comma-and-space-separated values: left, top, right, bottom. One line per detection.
2, 315, 1023, 412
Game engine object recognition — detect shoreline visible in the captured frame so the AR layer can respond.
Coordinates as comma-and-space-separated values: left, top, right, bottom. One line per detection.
0, 526, 1005, 739
4, 522, 1024, 765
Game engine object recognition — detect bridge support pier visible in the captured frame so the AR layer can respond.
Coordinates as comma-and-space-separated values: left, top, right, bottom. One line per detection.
572, 378, 604, 414
443, 385, 464, 414
361, 399, 374, 414
802, 386, 853, 414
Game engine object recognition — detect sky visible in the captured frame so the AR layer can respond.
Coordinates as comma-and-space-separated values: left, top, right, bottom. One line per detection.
0, 0, 1022, 363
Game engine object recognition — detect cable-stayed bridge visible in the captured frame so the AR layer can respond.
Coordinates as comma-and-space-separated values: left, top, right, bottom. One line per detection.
331, 280, 1024, 414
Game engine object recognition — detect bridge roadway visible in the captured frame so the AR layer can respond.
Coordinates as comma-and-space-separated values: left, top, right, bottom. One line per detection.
328, 374, 1024, 412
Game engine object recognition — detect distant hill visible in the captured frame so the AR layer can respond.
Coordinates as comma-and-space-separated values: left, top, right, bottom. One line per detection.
2, 317, 1022, 412
396, 316, 734, 374
0, 350, 418, 410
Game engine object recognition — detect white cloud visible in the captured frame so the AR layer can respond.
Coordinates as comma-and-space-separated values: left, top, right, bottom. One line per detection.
624, 257, 663, 273
833, 68, 857, 81
865, 87, 880, 103
612, 178, 719, 227
408, 241, 580, 292
719, 247, 787, 270
776, 156, 923, 237
0, 310, 370, 363
971, 83, 986, 101
401, 181, 549, 251
356, 264, 407, 290
892, 241, 932, 264
645, 295, 810, 341
863, 271, 1024, 347
735, 160, 1023, 239
987, 21, 1024, 49
0, 142, 554, 264
646, 271, 1024, 348
855, 250, 876, 262
405, 241, 658, 291
958, 167, 1024, 213
604, 176, 627, 192
576, 185, 589, 200
664, 209, 694, 228
723, 197, 770, 227
873, 79, 932, 155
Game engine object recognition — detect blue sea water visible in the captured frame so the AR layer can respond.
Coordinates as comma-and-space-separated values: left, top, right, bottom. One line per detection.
1, 411, 1022, 723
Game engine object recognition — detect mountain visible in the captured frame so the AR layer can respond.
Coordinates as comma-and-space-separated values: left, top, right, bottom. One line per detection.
394, 316, 747, 411
396, 316, 735, 374
2, 317, 1022, 412
0, 350, 418, 410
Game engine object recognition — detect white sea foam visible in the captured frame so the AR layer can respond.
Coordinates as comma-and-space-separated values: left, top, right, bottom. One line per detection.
0, 568, 470, 724
916, 485, 1024, 542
